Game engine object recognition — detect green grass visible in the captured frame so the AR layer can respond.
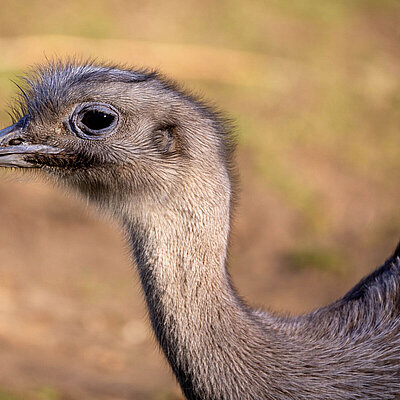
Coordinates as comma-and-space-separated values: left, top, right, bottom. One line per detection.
0, 389, 21, 400
285, 246, 344, 273
33, 387, 61, 400
0, 387, 62, 400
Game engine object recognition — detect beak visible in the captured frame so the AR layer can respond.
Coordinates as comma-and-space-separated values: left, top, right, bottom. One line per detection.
0, 123, 61, 168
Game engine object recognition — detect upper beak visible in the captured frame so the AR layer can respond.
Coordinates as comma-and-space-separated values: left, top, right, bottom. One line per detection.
0, 123, 61, 168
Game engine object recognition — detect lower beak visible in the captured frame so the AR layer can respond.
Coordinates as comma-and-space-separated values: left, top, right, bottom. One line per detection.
0, 123, 61, 168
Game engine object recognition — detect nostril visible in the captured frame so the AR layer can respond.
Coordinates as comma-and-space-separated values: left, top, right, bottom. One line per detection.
8, 138, 24, 146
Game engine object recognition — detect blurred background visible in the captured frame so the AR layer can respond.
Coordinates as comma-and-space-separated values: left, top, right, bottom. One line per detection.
0, 0, 399, 399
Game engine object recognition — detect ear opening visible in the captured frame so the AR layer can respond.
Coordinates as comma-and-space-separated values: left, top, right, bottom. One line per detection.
153, 125, 179, 155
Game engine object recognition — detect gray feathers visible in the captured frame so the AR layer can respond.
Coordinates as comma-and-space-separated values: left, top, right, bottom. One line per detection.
11, 59, 154, 124
4, 60, 400, 399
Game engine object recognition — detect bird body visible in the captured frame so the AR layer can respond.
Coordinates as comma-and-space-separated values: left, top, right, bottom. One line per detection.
0, 60, 400, 399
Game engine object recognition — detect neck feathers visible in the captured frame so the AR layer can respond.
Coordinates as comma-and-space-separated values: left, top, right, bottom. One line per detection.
120, 166, 271, 399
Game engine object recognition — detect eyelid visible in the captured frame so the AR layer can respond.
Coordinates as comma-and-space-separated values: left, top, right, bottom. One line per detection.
68, 102, 120, 140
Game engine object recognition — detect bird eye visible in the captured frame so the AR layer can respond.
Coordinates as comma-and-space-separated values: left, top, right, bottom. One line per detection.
81, 110, 115, 131
69, 103, 120, 139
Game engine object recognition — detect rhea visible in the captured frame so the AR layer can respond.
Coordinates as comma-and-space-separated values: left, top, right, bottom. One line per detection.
0, 61, 400, 400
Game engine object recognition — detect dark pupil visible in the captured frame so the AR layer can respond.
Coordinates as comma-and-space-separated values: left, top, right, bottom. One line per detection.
81, 110, 114, 131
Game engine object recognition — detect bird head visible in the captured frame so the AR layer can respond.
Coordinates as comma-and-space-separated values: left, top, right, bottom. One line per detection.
0, 60, 234, 213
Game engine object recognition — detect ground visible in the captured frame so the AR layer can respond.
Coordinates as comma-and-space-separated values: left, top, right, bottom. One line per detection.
0, 1, 399, 399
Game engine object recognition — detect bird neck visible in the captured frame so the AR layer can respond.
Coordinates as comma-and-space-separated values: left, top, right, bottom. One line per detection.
120, 177, 271, 399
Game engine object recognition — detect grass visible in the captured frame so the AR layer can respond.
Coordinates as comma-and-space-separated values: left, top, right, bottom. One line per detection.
285, 246, 344, 273
0, 1, 399, 398
33, 387, 61, 400
0, 390, 21, 400
0, 387, 62, 400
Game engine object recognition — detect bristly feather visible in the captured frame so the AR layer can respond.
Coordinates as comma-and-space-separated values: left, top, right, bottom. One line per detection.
9, 57, 156, 124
